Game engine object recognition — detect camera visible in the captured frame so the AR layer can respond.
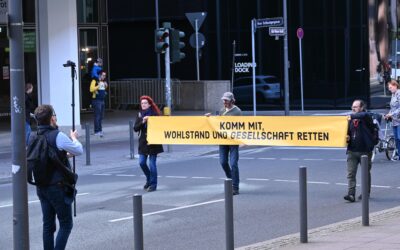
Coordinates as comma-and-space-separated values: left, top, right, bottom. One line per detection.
63, 60, 76, 67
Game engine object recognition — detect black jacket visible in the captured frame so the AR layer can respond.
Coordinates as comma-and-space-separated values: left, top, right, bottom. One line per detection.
347, 112, 375, 152
133, 114, 164, 155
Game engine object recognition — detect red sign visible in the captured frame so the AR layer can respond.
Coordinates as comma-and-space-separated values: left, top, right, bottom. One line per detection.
296, 28, 304, 39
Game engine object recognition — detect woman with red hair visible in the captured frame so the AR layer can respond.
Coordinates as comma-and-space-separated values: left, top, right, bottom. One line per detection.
134, 96, 164, 191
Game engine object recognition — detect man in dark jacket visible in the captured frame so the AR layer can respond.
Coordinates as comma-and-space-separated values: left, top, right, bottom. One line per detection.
344, 99, 375, 202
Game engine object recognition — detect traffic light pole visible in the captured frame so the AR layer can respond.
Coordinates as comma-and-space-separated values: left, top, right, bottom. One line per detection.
165, 33, 172, 109
10, 0, 30, 248
195, 19, 200, 81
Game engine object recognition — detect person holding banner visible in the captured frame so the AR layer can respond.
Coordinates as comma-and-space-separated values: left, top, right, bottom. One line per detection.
207, 92, 242, 195
134, 96, 164, 192
344, 100, 375, 202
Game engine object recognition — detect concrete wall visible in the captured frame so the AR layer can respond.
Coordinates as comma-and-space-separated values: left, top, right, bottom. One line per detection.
176, 80, 230, 112
36, 0, 80, 126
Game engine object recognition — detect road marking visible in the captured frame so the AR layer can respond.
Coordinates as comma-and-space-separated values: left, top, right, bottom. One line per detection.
192, 177, 213, 179
246, 178, 270, 181
329, 159, 346, 162
259, 157, 276, 160
308, 181, 330, 185
93, 174, 112, 176
240, 157, 255, 160
165, 176, 187, 179
274, 179, 298, 183
0, 193, 90, 209
280, 158, 299, 161
335, 183, 348, 186
109, 198, 225, 223
303, 159, 323, 161
371, 185, 391, 188
116, 174, 136, 177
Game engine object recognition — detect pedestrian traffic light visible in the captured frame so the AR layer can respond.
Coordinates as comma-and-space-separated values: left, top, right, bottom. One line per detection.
155, 28, 169, 53
170, 29, 185, 63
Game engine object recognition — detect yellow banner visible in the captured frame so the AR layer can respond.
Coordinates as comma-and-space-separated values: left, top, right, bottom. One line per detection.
147, 116, 348, 147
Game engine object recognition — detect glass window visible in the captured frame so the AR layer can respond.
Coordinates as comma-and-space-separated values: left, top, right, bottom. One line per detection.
77, 0, 99, 23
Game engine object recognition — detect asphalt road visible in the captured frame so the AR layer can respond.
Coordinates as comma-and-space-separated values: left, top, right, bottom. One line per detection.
1, 142, 400, 249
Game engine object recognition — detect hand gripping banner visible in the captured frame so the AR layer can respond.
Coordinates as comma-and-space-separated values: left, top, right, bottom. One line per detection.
147, 116, 348, 147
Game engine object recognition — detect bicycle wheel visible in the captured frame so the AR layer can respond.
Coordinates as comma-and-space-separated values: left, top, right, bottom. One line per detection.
385, 137, 396, 160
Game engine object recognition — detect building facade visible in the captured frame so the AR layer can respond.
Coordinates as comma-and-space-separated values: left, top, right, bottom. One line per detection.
0, 0, 398, 123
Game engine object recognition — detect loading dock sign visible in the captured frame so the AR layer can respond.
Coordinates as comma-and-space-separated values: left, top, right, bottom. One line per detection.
0, 0, 7, 24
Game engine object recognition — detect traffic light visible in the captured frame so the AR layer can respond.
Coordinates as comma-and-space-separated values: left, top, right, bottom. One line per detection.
170, 29, 185, 63
155, 28, 169, 53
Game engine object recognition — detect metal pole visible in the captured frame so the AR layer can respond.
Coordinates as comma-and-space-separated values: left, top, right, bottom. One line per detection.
299, 37, 304, 114
231, 40, 236, 91
224, 179, 234, 250
283, 0, 290, 115
299, 166, 308, 243
10, 0, 30, 248
195, 19, 200, 81
251, 19, 257, 116
155, 0, 161, 79
133, 195, 144, 250
129, 120, 135, 159
85, 123, 91, 165
70, 63, 77, 217
164, 25, 172, 110
361, 155, 369, 226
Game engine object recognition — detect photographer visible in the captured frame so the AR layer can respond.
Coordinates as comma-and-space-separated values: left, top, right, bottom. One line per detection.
30, 104, 83, 250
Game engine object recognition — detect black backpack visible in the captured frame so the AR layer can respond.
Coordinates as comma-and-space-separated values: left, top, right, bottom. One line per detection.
27, 131, 77, 186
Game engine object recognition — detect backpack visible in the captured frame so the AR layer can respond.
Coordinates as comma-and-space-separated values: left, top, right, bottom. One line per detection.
27, 131, 77, 186
367, 112, 381, 146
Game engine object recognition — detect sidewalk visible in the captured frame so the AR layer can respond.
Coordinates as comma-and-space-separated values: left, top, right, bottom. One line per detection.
239, 205, 400, 250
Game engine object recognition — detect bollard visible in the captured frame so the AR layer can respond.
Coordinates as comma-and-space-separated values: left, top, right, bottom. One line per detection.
361, 155, 369, 226
129, 120, 135, 159
85, 123, 91, 165
299, 166, 308, 243
224, 179, 234, 250
133, 194, 144, 250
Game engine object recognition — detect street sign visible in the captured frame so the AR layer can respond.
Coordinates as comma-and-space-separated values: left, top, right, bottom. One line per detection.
297, 28, 304, 39
185, 12, 207, 31
189, 33, 205, 48
255, 17, 283, 28
269, 27, 286, 36
0, 0, 7, 24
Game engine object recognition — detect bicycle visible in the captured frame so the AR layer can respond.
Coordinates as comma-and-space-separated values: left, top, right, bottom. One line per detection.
372, 116, 396, 162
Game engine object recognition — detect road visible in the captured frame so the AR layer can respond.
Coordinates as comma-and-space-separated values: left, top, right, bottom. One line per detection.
1, 141, 400, 249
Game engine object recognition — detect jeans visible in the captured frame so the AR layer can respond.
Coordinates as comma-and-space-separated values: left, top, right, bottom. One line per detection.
219, 145, 239, 190
25, 121, 31, 145
36, 185, 73, 250
139, 154, 158, 188
393, 126, 400, 155
346, 151, 372, 196
92, 99, 105, 133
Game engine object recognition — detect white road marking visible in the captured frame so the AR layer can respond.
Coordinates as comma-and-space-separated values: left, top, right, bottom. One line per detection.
303, 159, 323, 161
371, 185, 391, 189
0, 193, 90, 209
240, 157, 255, 160
109, 198, 225, 223
335, 183, 348, 186
165, 176, 187, 179
329, 159, 346, 161
280, 158, 299, 161
116, 174, 136, 177
192, 177, 213, 179
308, 181, 330, 185
274, 179, 298, 183
246, 178, 270, 181
259, 157, 276, 160
93, 174, 112, 176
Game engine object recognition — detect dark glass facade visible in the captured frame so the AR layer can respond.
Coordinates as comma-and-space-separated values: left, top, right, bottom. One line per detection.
107, 0, 370, 110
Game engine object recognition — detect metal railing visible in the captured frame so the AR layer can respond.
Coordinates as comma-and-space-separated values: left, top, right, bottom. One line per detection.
109, 78, 181, 108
